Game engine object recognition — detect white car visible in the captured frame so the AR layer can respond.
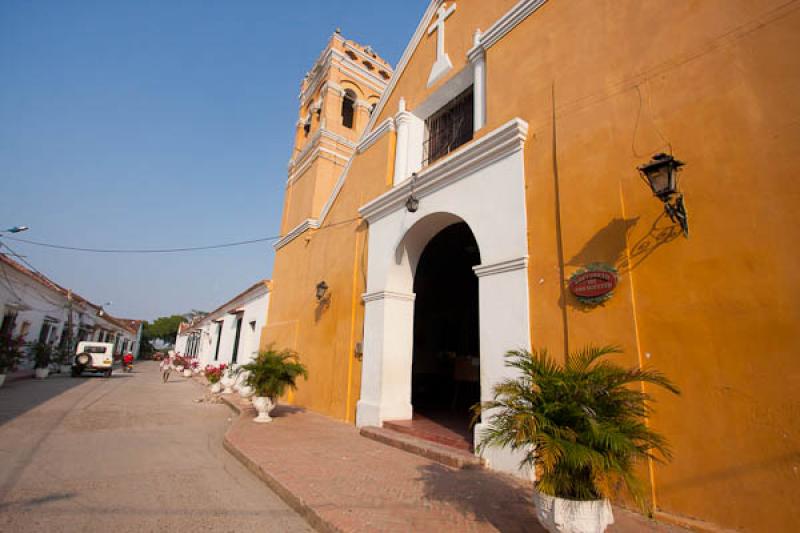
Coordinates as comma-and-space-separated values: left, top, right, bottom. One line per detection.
72, 342, 115, 377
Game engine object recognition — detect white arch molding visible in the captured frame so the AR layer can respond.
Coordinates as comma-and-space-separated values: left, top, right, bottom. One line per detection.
357, 119, 533, 477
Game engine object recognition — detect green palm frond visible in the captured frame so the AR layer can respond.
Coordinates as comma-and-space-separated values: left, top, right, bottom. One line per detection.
474, 346, 679, 507
241, 346, 308, 399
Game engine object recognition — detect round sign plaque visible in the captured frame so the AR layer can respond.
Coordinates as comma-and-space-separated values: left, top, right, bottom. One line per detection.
568, 264, 619, 304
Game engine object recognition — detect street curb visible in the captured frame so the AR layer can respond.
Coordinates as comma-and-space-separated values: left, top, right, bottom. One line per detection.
218, 394, 341, 533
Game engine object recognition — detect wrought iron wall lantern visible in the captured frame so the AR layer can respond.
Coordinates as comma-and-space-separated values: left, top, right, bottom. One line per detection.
405, 172, 419, 213
315, 280, 329, 301
637, 153, 688, 237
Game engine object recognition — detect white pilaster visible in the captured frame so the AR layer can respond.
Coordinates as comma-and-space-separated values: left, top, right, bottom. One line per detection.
356, 290, 416, 427
469, 30, 487, 131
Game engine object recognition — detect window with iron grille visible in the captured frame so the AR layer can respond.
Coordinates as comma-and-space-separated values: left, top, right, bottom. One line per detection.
423, 87, 474, 166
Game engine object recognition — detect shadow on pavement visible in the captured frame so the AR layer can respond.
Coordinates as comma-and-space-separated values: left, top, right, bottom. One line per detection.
0, 374, 102, 428
0, 491, 77, 510
416, 462, 545, 532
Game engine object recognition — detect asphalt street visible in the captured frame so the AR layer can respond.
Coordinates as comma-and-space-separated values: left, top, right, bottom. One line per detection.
0, 361, 311, 532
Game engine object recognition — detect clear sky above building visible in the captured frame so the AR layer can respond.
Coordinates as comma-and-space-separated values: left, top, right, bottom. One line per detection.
0, 0, 427, 320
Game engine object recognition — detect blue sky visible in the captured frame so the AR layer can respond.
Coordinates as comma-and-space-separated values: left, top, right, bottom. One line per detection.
0, 0, 427, 320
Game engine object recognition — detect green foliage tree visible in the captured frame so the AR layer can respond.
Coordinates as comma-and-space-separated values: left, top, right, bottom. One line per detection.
142, 314, 186, 345
31, 341, 53, 369
474, 345, 679, 508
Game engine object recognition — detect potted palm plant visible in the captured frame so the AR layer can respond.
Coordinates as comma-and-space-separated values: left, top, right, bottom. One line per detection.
241, 347, 308, 423
0, 332, 24, 388
32, 341, 53, 379
55, 345, 72, 374
474, 346, 679, 533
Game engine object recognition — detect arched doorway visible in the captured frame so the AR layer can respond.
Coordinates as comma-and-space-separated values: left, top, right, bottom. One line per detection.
393, 222, 481, 450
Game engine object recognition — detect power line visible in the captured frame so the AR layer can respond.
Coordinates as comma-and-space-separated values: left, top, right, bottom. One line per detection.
4, 235, 282, 254
2, 215, 363, 255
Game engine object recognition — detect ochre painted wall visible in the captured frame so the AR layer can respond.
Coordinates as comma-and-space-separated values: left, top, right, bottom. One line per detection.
264, 1, 800, 531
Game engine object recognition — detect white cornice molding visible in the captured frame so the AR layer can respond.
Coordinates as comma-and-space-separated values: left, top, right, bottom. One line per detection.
356, 118, 395, 154
359, 1, 443, 138
473, 256, 529, 277
467, 0, 548, 60
362, 290, 416, 303
359, 117, 529, 223
290, 127, 356, 170
288, 146, 351, 185
273, 219, 320, 251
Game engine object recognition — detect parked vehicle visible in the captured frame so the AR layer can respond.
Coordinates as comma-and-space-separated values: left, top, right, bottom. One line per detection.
72, 342, 115, 377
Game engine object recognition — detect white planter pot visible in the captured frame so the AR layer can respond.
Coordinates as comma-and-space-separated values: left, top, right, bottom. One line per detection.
34, 368, 50, 379
175, 365, 185, 372
183, 369, 192, 378
0, 374, 5, 388
532, 490, 614, 533
252, 396, 276, 423
238, 385, 255, 399
220, 374, 236, 394
60, 364, 72, 374
210, 381, 222, 394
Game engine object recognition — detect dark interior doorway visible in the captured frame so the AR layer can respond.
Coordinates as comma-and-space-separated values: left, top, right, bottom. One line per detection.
408, 222, 480, 450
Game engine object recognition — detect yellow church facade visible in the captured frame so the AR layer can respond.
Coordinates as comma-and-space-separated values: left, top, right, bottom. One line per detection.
262, 1, 800, 531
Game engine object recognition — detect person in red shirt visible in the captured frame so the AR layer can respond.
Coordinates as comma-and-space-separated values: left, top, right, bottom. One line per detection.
123, 352, 134, 372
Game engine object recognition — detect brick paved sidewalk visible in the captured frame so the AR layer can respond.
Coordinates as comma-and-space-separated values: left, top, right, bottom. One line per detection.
219, 393, 684, 533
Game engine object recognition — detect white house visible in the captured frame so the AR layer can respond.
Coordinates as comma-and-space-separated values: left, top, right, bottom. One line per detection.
175, 280, 270, 368
0, 253, 142, 370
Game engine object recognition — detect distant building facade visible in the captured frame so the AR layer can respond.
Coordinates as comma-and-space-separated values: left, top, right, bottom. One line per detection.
175, 280, 270, 367
0, 253, 142, 367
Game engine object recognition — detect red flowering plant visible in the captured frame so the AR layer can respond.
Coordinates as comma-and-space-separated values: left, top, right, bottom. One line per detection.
191, 360, 199, 369
204, 363, 227, 384
173, 355, 188, 368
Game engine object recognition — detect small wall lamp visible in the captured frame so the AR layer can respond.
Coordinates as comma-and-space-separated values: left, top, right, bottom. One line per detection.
315, 280, 329, 301
405, 173, 419, 213
637, 153, 688, 237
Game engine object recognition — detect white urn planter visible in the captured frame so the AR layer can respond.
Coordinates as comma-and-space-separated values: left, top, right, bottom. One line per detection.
0, 374, 6, 388
220, 373, 236, 394
532, 490, 614, 533
252, 396, 276, 423
238, 384, 255, 399
34, 368, 50, 379
182, 369, 192, 378
210, 381, 222, 394
175, 365, 185, 373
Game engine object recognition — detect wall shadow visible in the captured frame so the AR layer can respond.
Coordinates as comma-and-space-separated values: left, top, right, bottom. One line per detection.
562, 213, 681, 312
416, 463, 545, 532
0, 376, 86, 429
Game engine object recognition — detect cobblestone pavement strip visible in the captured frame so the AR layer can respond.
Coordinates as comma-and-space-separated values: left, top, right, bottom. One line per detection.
0, 361, 311, 533
220, 395, 687, 533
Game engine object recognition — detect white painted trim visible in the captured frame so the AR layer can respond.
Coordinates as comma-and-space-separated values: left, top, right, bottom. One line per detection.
359, 1, 444, 137
467, 0, 548, 58
362, 290, 416, 303
360, 118, 529, 223
473, 256, 528, 277
357, 118, 395, 153
287, 147, 351, 186
289, 127, 356, 170
273, 219, 320, 251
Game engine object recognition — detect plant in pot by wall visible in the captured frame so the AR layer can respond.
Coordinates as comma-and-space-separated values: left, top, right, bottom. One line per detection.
0, 332, 25, 388
204, 363, 226, 393
32, 341, 53, 379
474, 346, 679, 533
173, 355, 187, 372
241, 347, 308, 423
220, 365, 238, 394
55, 345, 72, 374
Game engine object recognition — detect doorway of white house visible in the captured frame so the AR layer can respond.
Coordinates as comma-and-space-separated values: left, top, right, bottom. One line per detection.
384, 222, 481, 451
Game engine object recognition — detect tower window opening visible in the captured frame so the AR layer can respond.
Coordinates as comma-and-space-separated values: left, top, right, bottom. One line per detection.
341, 89, 356, 129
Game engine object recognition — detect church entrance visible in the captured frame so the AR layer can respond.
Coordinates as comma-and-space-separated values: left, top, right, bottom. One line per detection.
392, 222, 480, 450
